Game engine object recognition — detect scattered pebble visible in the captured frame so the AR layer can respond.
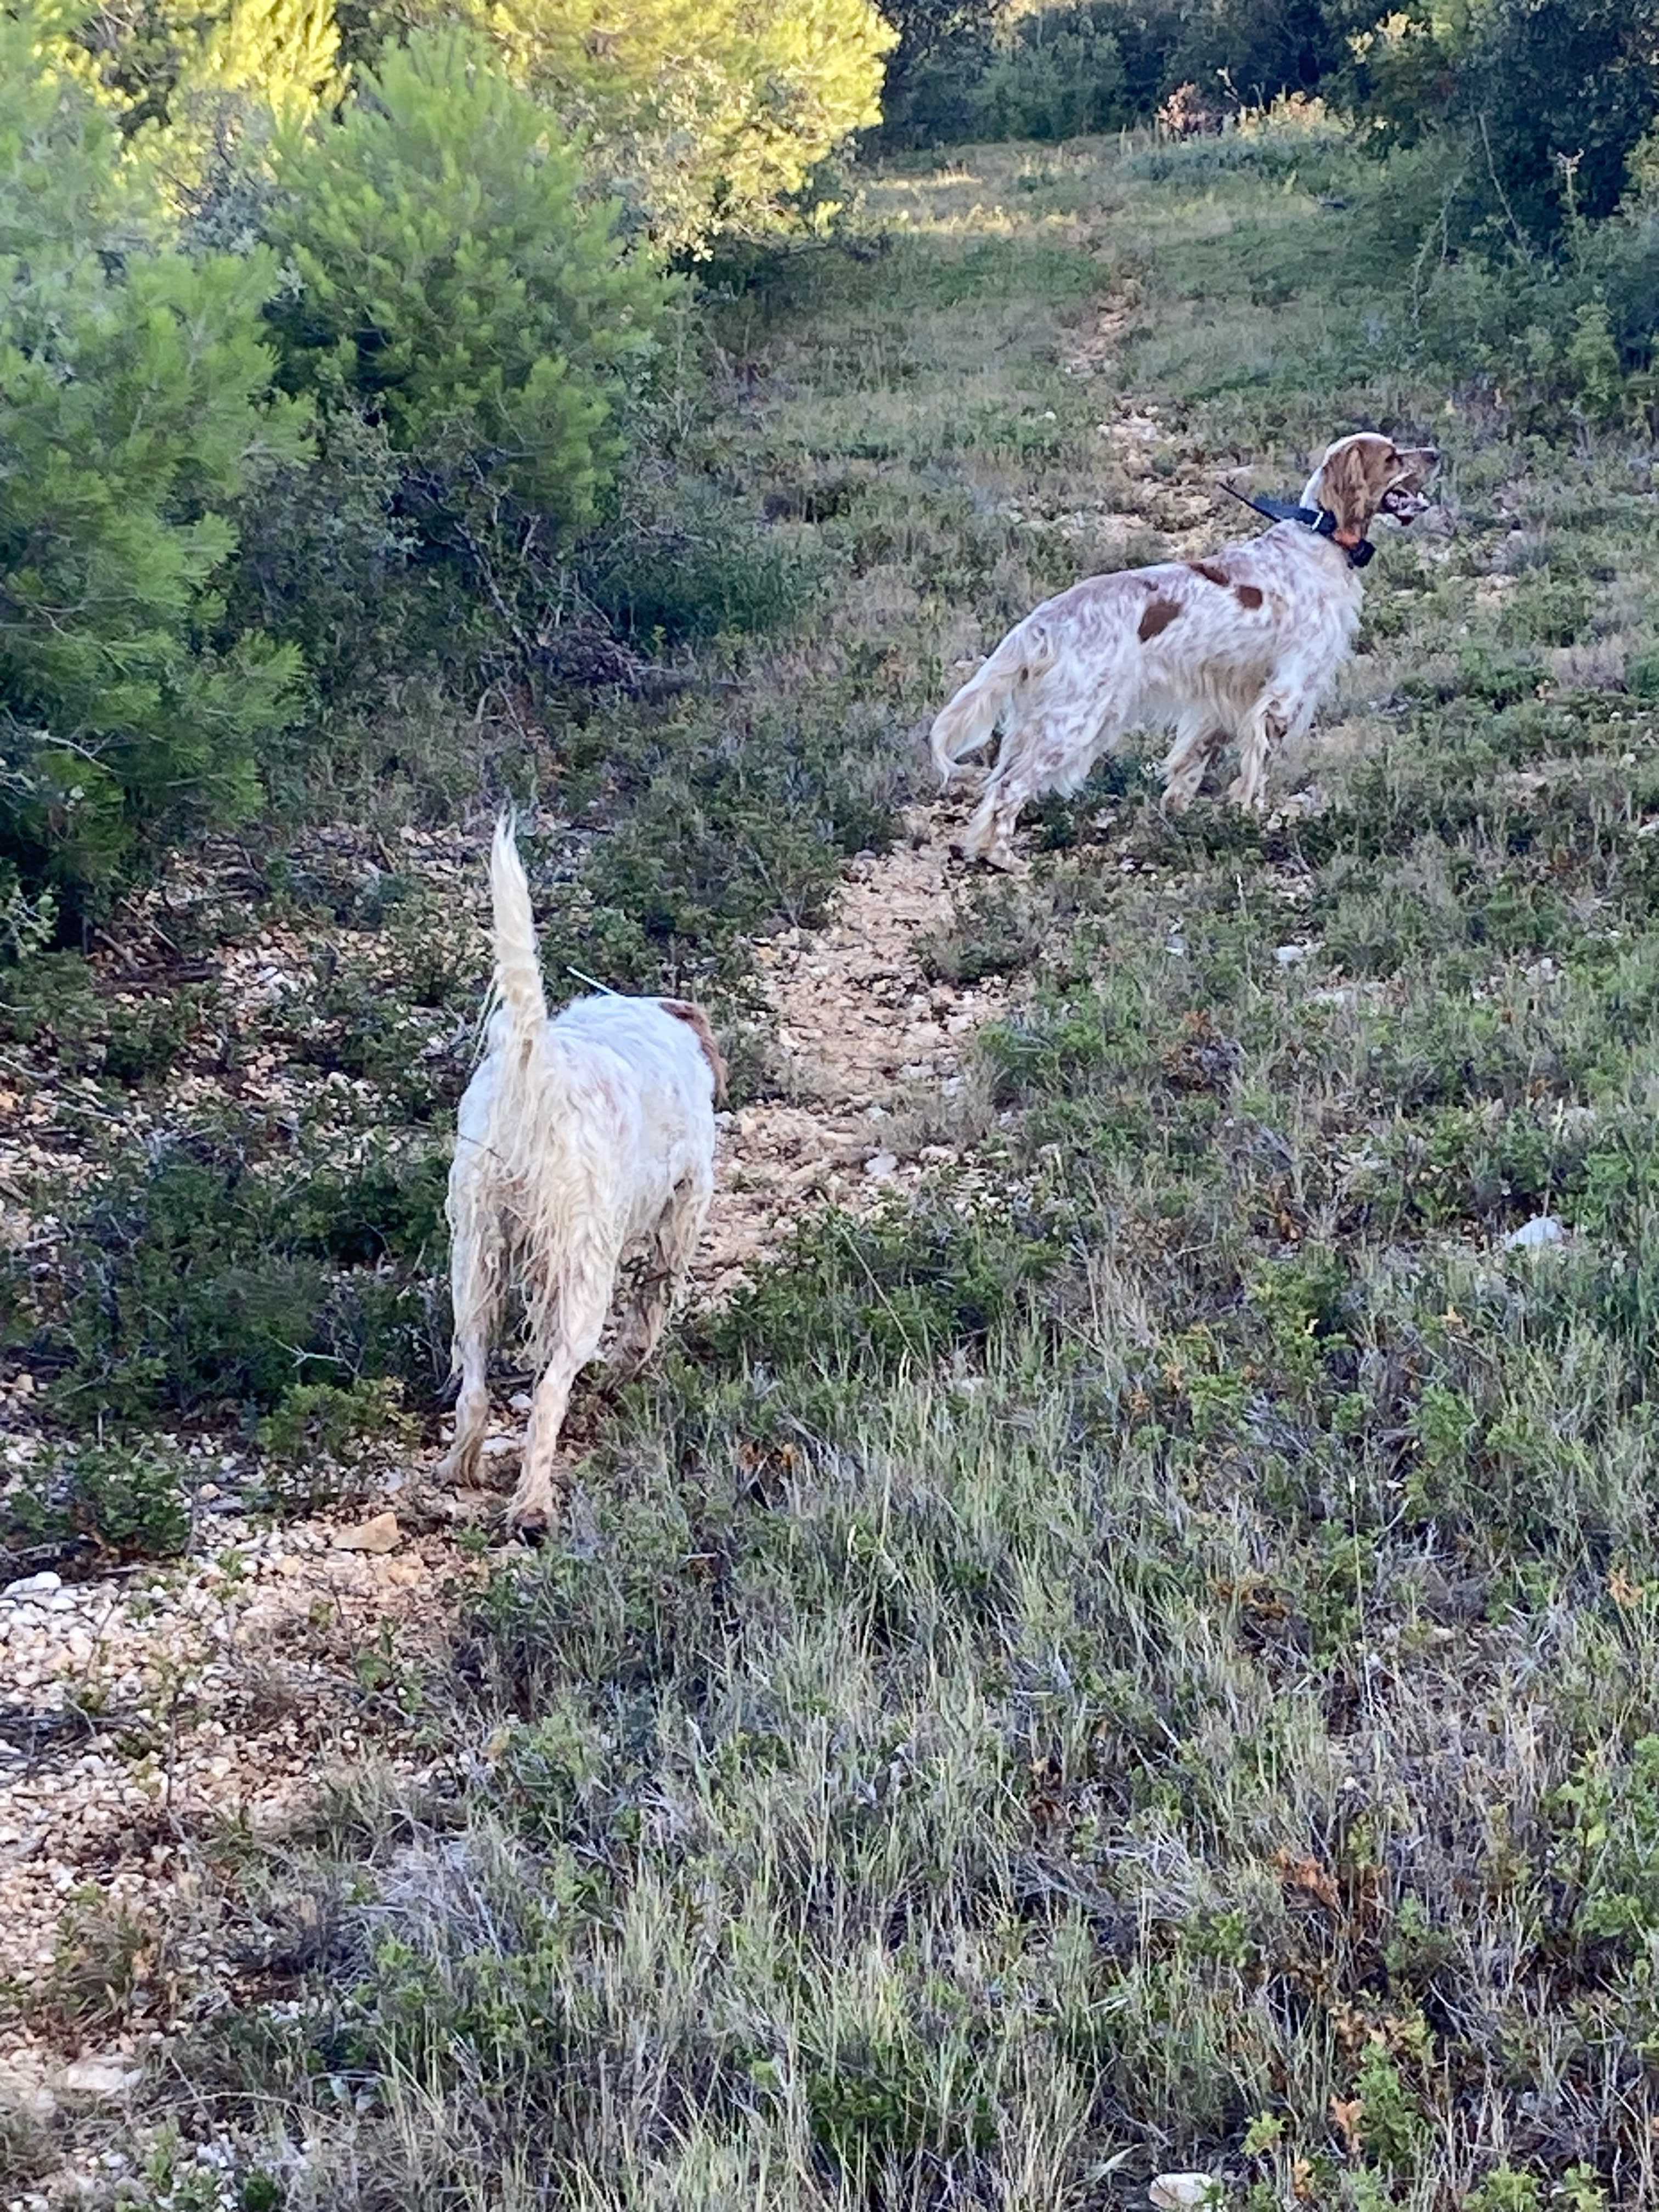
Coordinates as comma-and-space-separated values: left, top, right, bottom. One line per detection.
57, 2055, 144, 2103
1504, 1214, 1566, 1251
1149, 2179, 1221, 2210
2, 1573, 61, 1602
331, 1510, 402, 1554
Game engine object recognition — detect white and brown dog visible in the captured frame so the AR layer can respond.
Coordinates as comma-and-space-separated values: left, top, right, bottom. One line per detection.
442, 817, 724, 1534
932, 432, 1440, 868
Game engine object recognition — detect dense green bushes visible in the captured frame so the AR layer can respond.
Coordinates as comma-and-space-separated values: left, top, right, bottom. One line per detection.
2, 1126, 448, 1425
264, 30, 665, 531
881, 1, 1136, 145
1347, 0, 1659, 246
876, 0, 1335, 147
0, 19, 308, 912
0, 6, 818, 916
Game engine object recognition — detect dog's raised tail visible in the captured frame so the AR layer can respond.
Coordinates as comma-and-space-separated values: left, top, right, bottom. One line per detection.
929, 619, 1054, 784
488, 814, 548, 1045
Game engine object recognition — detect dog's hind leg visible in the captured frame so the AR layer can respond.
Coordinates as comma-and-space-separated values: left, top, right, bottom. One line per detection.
508, 1263, 612, 1539
441, 1177, 505, 1486
1160, 710, 1227, 815
955, 698, 1114, 873
613, 1173, 712, 1379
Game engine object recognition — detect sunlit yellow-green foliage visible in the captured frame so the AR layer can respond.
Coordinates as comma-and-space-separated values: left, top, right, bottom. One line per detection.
38, 0, 341, 218
40, 0, 896, 247
263, 27, 666, 527
455, 0, 899, 247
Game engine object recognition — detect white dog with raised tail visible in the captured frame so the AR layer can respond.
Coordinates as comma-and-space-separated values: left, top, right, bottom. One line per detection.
442, 815, 724, 1536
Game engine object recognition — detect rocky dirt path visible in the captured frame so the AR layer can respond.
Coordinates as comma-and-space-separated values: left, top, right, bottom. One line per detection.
0, 800, 1006, 2125
701, 798, 1008, 1294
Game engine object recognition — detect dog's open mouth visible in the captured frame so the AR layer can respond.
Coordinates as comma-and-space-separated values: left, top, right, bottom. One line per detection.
1379, 484, 1429, 526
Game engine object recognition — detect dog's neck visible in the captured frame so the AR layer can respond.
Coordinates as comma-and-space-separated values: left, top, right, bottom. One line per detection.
1221, 481, 1375, 570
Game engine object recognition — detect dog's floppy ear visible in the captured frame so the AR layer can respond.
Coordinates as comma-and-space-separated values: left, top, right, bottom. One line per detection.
1316, 439, 1385, 541
663, 1000, 728, 1105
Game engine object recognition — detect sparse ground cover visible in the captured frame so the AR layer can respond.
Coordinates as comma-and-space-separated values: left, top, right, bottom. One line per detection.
5, 121, 1659, 2209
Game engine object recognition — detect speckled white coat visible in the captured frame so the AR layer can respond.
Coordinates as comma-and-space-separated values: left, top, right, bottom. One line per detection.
932, 433, 1438, 867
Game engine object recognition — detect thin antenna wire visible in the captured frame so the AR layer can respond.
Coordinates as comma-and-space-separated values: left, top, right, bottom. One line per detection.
567, 966, 622, 996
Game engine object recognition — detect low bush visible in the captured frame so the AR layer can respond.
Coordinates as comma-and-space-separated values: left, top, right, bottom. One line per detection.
2, 1440, 192, 1574
695, 1193, 1060, 1383
0, 22, 308, 912
5, 1130, 449, 1426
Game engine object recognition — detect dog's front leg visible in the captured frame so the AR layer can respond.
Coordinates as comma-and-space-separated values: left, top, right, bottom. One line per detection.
613, 1177, 712, 1378
1227, 696, 1288, 815
1161, 715, 1227, 815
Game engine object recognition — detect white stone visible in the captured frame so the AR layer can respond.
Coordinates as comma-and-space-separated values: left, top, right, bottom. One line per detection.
57, 2056, 144, 2102
1273, 941, 1313, 966
2, 1572, 60, 1601
1504, 1215, 1566, 1251
864, 1152, 899, 1180
1149, 2179, 1221, 2210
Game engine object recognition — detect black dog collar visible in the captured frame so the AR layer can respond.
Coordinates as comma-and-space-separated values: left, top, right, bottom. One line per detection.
1218, 481, 1375, 569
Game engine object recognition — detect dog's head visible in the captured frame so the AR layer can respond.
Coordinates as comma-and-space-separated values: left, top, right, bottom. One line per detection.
1303, 433, 1440, 548
663, 999, 729, 1106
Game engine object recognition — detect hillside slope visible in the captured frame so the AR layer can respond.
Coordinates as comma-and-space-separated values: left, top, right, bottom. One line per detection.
6, 126, 1659, 2210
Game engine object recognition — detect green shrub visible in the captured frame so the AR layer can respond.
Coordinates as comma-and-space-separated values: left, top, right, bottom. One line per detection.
255, 1376, 416, 1515
8, 1131, 447, 1426
572, 693, 899, 969
263, 29, 667, 537
697, 1195, 1057, 1381
969, 7, 1130, 142
224, 404, 421, 721
0, 21, 308, 910
576, 465, 820, 644
1350, 0, 1659, 237
2, 1441, 191, 1571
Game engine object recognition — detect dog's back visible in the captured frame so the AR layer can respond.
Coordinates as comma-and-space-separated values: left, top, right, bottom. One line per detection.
464, 822, 721, 1236
444, 821, 723, 1525
544, 995, 723, 1130
478, 816, 721, 1116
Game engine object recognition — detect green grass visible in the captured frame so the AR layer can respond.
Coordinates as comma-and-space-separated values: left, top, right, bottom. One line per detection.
10, 127, 1659, 2209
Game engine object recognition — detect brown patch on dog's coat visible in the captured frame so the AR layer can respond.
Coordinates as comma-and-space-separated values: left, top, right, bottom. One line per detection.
663, 1000, 728, 1104
1188, 561, 1229, 586
1139, 598, 1182, 642
1235, 584, 1263, 610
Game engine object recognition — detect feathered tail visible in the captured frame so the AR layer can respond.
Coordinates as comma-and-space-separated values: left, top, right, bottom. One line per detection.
489, 813, 548, 1056
929, 618, 1056, 783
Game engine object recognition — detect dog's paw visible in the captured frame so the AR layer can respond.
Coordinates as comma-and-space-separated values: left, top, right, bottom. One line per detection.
981, 843, 1030, 877
438, 1446, 482, 1488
